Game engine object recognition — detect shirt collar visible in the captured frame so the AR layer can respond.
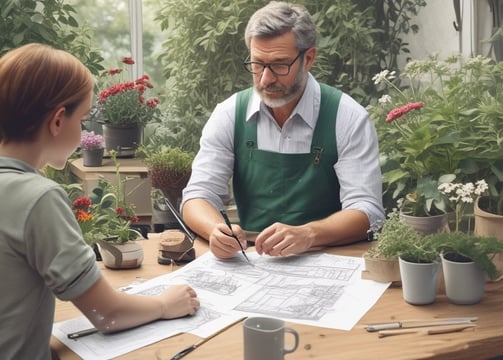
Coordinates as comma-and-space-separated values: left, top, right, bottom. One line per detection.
0, 157, 37, 173
245, 73, 320, 128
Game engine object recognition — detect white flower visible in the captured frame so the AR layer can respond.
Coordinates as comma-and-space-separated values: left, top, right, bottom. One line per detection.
378, 94, 392, 104
372, 70, 396, 85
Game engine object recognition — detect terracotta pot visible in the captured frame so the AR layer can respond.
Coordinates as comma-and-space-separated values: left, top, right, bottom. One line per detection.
474, 196, 503, 240
399, 212, 450, 235
98, 239, 144, 269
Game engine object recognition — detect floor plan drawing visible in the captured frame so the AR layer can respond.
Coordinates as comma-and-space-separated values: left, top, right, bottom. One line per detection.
53, 250, 390, 359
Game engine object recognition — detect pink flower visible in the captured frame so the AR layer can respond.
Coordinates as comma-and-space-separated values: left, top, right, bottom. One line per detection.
386, 102, 424, 122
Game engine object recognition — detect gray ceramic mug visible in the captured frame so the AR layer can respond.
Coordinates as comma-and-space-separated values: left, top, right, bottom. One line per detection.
243, 317, 299, 360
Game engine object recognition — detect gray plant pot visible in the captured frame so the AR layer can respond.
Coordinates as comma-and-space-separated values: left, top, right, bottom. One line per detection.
441, 253, 485, 305
399, 257, 440, 305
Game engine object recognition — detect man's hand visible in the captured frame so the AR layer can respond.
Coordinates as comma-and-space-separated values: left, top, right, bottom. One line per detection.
209, 223, 248, 259
254, 223, 315, 256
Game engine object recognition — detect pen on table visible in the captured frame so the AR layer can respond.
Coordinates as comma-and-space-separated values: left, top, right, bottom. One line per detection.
67, 327, 98, 339
219, 209, 251, 264
170, 317, 247, 360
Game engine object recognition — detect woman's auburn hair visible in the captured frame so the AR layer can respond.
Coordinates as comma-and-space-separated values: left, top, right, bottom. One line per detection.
0, 43, 94, 142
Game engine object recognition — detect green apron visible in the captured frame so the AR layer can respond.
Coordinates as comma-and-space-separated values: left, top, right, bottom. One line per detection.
233, 84, 342, 231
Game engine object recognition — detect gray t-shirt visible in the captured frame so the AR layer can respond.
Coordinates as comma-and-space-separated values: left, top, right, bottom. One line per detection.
0, 157, 101, 359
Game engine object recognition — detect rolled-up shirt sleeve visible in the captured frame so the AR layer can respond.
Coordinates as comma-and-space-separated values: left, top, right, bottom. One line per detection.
335, 94, 385, 229
182, 95, 238, 211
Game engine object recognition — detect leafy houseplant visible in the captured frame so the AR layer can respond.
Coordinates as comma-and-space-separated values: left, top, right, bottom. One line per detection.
367, 210, 437, 263
432, 232, 503, 281
363, 210, 436, 283
369, 55, 503, 216
136, 134, 195, 231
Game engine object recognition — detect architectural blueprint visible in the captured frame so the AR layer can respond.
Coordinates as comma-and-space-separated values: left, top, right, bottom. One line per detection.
53, 250, 390, 359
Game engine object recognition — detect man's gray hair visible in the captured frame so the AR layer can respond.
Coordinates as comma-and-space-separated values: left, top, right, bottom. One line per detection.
244, 1, 316, 51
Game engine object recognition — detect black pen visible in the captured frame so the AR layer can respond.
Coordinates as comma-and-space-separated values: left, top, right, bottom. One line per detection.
170, 317, 246, 360
67, 327, 98, 339
219, 209, 251, 264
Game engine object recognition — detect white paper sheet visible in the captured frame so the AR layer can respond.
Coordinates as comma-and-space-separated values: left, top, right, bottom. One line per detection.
53, 251, 390, 359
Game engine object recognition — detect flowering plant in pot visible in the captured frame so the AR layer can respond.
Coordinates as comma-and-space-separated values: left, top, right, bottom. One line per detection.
96, 57, 161, 126
369, 55, 503, 219
95, 56, 161, 157
71, 180, 141, 246
80, 130, 105, 167
80, 130, 104, 151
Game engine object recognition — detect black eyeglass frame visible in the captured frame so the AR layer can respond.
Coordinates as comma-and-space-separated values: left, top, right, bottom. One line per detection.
243, 49, 307, 76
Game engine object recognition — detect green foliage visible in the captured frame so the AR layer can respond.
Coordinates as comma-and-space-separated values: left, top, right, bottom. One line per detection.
432, 232, 503, 280
139, 145, 194, 175
0, 0, 104, 75
155, 0, 426, 152
369, 211, 438, 263
370, 55, 503, 214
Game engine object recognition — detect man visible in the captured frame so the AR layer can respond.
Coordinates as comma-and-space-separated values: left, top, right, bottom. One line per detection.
182, 1, 384, 259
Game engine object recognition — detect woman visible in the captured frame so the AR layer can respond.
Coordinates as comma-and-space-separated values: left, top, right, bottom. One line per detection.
0, 43, 199, 359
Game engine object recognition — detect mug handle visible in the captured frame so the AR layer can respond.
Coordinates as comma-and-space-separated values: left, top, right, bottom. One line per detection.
283, 327, 299, 354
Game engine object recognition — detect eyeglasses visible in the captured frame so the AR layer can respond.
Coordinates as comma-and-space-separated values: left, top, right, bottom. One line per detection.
243, 50, 306, 76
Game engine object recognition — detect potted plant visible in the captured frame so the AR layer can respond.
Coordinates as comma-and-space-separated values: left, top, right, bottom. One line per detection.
80, 130, 105, 167
397, 234, 440, 305
95, 56, 161, 157
369, 55, 503, 233
474, 177, 503, 240
66, 152, 145, 269
432, 232, 503, 304
363, 210, 420, 284
136, 133, 195, 232
364, 210, 440, 304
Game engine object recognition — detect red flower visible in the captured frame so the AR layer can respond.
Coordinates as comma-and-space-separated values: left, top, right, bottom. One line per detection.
109, 68, 122, 75
122, 57, 135, 65
386, 102, 424, 122
72, 196, 92, 210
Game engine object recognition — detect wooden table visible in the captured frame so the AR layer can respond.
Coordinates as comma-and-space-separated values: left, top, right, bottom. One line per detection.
51, 238, 503, 360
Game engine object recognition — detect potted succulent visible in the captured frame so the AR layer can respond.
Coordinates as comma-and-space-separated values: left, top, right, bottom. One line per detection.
95, 56, 161, 157
80, 130, 105, 167
369, 55, 503, 234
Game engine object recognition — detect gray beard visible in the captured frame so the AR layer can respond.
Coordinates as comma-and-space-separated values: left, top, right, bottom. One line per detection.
257, 68, 307, 109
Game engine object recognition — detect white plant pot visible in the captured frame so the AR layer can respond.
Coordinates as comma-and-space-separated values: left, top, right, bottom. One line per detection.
441, 253, 485, 305
98, 240, 144, 269
399, 257, 440, 305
